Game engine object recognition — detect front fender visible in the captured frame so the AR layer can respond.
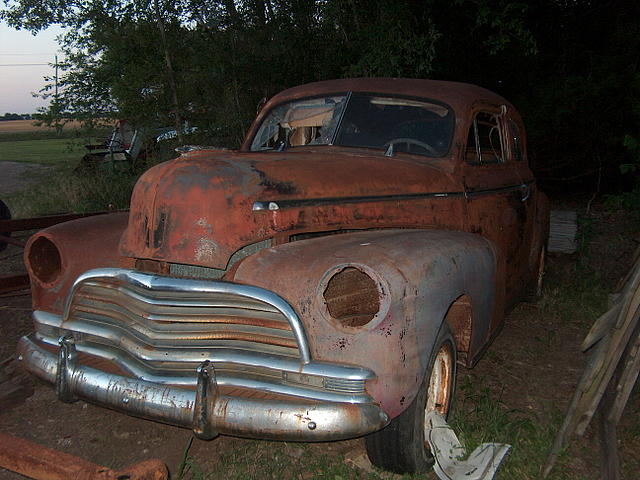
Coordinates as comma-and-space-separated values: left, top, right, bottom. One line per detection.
232, 229, 496, 418
24, 213, 129, 313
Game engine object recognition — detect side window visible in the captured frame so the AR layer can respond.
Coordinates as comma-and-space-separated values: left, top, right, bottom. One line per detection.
465, 112, 505, 164
509, 118, 523, 162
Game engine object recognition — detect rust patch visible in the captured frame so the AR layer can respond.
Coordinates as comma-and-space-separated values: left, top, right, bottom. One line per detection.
254, 168, 298, 195
323, 267, 379, 327
445, 294, 473, 364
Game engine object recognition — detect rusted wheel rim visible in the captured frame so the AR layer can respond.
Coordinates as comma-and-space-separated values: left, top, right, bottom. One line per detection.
425, 342, 454, 417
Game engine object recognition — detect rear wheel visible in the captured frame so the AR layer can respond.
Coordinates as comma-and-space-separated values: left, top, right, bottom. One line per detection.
365, 323, 457, 474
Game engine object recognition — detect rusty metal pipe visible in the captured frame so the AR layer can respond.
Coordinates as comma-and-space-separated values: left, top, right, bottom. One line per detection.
0, 211, 117, 235
0, 432, 168, 480
0, 233, 25, 248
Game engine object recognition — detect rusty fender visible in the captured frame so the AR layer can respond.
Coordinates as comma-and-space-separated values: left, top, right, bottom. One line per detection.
233, 229, 496, 419
24, 212, 129, 313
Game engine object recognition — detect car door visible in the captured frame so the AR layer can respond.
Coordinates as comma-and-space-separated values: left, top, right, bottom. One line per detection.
461, 105, 536, 322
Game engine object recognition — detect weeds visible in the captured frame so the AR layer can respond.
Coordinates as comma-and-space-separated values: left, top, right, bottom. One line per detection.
540, 265, 608, 326
451, 378, 578, 480
5, 169, 139, 217
177, 441, 382, 480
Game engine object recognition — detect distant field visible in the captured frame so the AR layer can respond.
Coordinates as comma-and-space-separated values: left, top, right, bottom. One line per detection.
0, 119, 86, 134
0, 137, 86, 167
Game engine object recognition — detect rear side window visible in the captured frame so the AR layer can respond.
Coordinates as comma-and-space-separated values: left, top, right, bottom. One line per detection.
465, 112, 505, 164
509, 118, 524, 162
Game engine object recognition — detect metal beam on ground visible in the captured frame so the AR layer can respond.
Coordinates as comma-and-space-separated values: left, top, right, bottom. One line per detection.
0, 432, 169, 480
0, 274, 29, 294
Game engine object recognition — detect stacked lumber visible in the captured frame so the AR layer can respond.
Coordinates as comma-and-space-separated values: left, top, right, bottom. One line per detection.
543, 248, 640, 479
548, 210, 578, 253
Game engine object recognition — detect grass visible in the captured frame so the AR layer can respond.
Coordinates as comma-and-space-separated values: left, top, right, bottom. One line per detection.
177, 441, 383, 480
449, 257, 610, 480
0, 137, 87, 166
451, 379, 581, 480
5, 170, 139, 217
0, 131, 149, 217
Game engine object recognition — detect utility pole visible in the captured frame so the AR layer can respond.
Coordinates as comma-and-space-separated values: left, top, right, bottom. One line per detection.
54, 54, 61, 135
55, 55, 58, 100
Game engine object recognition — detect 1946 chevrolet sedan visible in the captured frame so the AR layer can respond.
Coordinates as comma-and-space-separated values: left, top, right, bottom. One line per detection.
17, 78, 549, 474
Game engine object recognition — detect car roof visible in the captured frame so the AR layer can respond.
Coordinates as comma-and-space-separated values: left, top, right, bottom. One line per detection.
264, 78, 511, 113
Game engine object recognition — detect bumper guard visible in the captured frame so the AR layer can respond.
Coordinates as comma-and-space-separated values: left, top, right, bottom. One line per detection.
17, 335, 389, 441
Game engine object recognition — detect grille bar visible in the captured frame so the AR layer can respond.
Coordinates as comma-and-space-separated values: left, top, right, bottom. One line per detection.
63, 268, 311, 363
34, 306, 375, 402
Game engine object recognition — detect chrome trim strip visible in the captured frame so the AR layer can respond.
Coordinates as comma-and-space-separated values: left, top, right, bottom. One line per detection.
63, 268, 311, 364
34, 311, 374, 404
34, 310, 373, 379
35, 333, 371, 403
18, 336, 389, 441
254, 180, 537, 209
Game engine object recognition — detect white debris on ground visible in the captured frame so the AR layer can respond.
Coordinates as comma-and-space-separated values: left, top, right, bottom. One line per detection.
425, 411, 512, 480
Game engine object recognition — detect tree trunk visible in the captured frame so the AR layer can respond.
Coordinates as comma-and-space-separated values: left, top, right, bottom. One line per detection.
153, 0, 183, 143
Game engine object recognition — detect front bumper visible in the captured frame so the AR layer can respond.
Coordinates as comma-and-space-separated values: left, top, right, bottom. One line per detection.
17, 335, 389, 441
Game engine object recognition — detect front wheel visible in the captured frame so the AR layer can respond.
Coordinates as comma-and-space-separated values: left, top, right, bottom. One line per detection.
365, 322, 457, 474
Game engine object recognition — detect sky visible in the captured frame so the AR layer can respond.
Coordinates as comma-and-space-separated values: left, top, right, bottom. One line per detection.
0, 23, 66, 114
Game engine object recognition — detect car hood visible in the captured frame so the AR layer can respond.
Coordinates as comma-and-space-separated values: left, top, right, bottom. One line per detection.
119, 147, 461, 268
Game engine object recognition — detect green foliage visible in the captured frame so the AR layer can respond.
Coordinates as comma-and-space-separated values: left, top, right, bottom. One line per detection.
603, 185, 640, 213
6, 168, 139, 217
621, 135, 640, 174
2, 0, 639, 194
0, 0, 538, 144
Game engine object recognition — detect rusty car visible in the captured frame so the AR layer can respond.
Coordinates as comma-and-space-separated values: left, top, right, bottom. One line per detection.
17, 78, 549, 474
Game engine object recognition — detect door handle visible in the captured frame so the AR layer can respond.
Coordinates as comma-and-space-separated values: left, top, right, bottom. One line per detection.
520, 184, 530, 202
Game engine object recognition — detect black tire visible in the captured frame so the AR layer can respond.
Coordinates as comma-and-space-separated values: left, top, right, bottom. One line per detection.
0, 199, 11, 252
365, 322, 457, 474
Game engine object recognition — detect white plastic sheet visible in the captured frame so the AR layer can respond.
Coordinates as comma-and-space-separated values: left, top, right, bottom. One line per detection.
425, 411, 511, 480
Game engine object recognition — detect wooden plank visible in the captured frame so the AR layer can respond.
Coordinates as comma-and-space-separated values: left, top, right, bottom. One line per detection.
582, 302, 622, 351
607, 324, 640, 425
548, 210, 578, 253
543, 248, 640, 478
599, 412, 621, 480
575, 294, 640, 435
0, 274, 30, 294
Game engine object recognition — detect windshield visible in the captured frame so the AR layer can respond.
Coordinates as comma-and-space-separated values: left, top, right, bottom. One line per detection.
250, 92, 454, 157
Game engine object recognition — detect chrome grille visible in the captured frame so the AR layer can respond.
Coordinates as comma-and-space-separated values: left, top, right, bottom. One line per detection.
36, 268, 375, 403
63, 270, 304, 371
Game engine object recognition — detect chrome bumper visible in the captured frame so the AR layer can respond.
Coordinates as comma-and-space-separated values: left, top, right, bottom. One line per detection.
17, 335, 389, 441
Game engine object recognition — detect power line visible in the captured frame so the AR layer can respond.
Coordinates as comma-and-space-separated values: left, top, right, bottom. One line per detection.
0, 53, 57, 56
0, 63, 50, 66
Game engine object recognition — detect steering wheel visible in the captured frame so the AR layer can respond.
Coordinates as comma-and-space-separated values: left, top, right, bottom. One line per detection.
383, 138, 438, 156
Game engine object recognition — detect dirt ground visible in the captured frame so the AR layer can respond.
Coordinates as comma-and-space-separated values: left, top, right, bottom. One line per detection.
1, 194, 638, 479
0, 162, 52, 197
